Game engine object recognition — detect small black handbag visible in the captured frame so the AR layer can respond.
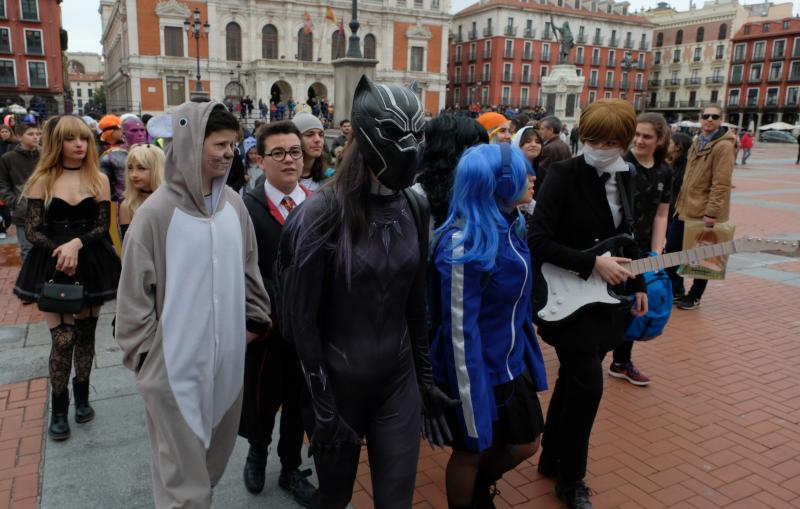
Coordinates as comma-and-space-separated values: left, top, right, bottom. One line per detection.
37, 280, 85, 314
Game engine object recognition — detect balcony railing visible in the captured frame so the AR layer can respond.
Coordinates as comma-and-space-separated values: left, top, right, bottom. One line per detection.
772, 51, 785, 59
468, 52, 476, 62
665, 78, 681, 87
520, 74, 532, 84
705, 76, 724, 84
589, 79, 599, 87
453, 76, 461, 85
468, 30, 477, 40
729, 76, 742, 84
454, 34, 463, 43
505, 26, 517, 36
789, 72, 800, 82
648, 79, 661, 87
609, 37, 619, 47
748, 75, 762, 83
639, 41, 649, 51
767, 74, 782, 83
577, 34, 586, 44
504, 50, 514, 59
483, 49, 491, 59
576, 56, 584, 65
751, 53, 765, 62
483, 27, 493, 37
524, 27, 536, 38
603, 81, 614, 89
593, 35, 604, 45
607, 57, 616, 66
482, 71, 490, 81
727, 100, 740, 109
591, 58, 600, 66
746, 99, 758, 107
523, 50, 533, 60
732, 54, 745, 63
684, 77, 702, 86
541, 53, 551, 62
454, 55, 462, 64
634, 83, 644, 91
715, 53, 724, 60
502, 73, 514, 83
624, 39, 634, 49
764, 100, 779, 109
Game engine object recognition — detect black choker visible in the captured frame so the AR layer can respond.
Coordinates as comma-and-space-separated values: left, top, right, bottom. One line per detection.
141, 189, 153, 194
63, 165, 82, 171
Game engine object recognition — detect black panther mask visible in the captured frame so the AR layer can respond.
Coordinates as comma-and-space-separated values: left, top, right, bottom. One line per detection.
351, 75, 425, 190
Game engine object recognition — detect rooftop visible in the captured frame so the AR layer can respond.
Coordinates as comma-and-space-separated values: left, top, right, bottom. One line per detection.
455, 0, 653, 26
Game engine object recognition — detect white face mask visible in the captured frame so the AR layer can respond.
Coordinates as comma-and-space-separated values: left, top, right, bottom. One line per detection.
583, 145, 624, 169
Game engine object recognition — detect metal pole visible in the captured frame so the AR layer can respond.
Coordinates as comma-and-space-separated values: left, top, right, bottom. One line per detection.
195, 30, 202, 92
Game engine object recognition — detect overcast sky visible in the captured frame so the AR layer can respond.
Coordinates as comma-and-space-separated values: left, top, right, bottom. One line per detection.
64, 0, 799, 55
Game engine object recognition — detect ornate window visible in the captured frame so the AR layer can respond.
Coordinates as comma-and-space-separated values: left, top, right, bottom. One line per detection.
226, 22, 242, 61
262, 24, 278, 59
364, 33, 376, 59
297, 28, 313, 61
332, 29, 345, 60
656, 32, 663, 47
676, 30, 683, 45
696, 27, 704, 43
718, 24, 727, 40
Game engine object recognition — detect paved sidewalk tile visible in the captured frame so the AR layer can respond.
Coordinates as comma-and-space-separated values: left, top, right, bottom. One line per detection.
0, 379, 47, 509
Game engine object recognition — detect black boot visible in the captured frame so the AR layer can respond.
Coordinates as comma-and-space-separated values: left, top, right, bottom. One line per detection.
49, 392, 71, 440
279, 467, 316, 507
243, 444, 267, 494
556, 481, 594, 509
73, 378, 95, 423
472, 473, 500, 509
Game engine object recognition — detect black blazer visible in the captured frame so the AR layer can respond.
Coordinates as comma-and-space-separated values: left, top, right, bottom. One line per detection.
528, 155, 644, 353
243, 184, 286, 307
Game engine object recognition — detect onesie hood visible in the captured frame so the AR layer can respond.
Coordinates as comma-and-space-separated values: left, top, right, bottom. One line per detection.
163, 101, 233, 217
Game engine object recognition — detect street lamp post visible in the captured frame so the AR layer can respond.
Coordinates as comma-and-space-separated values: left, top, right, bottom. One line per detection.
184, 8, 210, 95
621, 52, 635, 106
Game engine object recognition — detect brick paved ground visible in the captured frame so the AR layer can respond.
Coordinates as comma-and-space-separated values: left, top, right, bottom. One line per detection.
0, 142, 797, 508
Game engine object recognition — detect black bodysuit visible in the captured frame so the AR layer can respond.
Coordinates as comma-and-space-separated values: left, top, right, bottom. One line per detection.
280, 189, 426, 508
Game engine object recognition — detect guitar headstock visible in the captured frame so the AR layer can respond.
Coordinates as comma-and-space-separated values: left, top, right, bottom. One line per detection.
734, 236, 800, 255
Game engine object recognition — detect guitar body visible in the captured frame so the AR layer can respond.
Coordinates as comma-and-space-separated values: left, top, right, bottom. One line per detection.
532, 235, 636, 327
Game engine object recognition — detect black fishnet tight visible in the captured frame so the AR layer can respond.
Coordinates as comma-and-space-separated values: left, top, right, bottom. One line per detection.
73, 316, 98, 383
49, 323, 76, 395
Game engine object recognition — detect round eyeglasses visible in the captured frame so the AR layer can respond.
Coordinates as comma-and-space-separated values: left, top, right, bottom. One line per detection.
266, 148, 304, 161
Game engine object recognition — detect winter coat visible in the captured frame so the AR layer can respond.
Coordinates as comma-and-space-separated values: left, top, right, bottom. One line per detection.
0, 146, 39, 225
674, 128, 736, 222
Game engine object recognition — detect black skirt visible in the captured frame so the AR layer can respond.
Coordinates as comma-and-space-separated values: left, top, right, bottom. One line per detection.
447, 370, 545, 452
14, 237, 120, 307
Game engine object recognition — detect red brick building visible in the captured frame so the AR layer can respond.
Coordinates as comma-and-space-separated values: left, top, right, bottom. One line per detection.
0, 0, 66, 115
447, 0, 654, 112
726, 18, 800, 129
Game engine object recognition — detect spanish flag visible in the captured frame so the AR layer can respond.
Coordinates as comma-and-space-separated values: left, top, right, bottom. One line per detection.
325, 6, 337, 25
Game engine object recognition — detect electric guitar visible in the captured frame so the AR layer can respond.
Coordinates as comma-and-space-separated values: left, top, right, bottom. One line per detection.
532, 235, 800, 326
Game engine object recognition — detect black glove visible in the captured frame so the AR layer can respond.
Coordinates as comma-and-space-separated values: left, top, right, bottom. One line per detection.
309, 414, 362, 457
420, 383, 460, 448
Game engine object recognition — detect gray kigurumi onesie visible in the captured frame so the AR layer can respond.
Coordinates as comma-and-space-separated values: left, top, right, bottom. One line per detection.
115, 101, 271, 508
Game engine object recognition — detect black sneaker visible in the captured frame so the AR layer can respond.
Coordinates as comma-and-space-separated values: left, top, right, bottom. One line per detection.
278, 468, 316, 508
242, 445, 267, 494
556, 481, 594, 509
677, 295, 701, 310
672, 292, 685, 304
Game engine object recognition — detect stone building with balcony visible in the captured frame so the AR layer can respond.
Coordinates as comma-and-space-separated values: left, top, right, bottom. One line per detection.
726, 18, 800, 130
0, 0, 67, 116
66, 52, 104, 115
446, 0, 653, 113
644, 0, 792, 123
100, 0, 449, 115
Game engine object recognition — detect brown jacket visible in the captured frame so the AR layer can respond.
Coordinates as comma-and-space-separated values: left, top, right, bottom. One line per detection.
675, 128, 736, 222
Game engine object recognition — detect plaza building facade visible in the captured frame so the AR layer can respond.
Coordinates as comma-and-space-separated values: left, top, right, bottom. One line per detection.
0, 0, 67, 115
726, 18, 800, 130
446, 0, 654, 112
100, 0, 449, 115
644, 0, 792, 123
66, 52, 104, 115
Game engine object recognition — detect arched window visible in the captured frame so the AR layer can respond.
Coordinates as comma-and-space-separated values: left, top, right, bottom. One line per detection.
262, 24, 278, 59
364, 33, 376, 60
297, 28, 313, 61
331, 29, 345, 60
226, 22, 242, 61
696, 26, 704, 43
675, 29, 683, 45
656, 32, 663, 47
718, 24, 727, 40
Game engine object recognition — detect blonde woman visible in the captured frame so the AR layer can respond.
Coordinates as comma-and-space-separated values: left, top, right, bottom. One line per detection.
13, 115, 121, 441
119, 144, 164, 242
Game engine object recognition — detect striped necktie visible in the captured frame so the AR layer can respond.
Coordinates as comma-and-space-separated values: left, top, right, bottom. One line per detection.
281, 196, 296, 213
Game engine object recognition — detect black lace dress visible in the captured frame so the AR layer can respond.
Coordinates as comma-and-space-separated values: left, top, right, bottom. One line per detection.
14, 197, 121, 306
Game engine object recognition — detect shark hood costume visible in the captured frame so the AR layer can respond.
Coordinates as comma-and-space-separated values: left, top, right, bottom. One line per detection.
116, 101, 271, 508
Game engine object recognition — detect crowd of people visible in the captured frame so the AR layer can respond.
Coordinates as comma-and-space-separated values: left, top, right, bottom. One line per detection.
0, 77, 740, 509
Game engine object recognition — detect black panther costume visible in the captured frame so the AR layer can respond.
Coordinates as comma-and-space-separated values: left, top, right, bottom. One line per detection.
278, 76, 455, 509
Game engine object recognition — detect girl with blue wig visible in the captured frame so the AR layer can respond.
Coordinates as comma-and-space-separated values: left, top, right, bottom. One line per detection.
429, 143, 548, 508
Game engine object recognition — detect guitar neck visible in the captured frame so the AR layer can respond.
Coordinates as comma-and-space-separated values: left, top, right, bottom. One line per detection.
626, 241, 737, 276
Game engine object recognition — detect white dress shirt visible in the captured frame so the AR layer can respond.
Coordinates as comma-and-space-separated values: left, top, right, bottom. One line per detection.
264, 180, 307, 220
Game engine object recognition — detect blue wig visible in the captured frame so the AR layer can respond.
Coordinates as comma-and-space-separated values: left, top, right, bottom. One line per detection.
437, 144, 532, 271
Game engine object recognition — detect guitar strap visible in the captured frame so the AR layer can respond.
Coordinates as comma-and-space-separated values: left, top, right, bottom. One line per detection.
615, 167, 635, 233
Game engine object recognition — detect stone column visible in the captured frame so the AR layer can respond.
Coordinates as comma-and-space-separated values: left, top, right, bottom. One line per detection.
332, 58, 378, 125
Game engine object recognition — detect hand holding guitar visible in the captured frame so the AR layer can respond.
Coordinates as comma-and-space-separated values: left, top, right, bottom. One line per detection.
594, 256, 634, 286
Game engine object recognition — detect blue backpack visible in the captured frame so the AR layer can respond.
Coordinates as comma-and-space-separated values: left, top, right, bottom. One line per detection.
624, 254, 673, 342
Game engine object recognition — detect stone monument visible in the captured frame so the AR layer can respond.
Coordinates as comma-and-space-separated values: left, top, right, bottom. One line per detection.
332, 0, 378, 125
540, 14, 584, 125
